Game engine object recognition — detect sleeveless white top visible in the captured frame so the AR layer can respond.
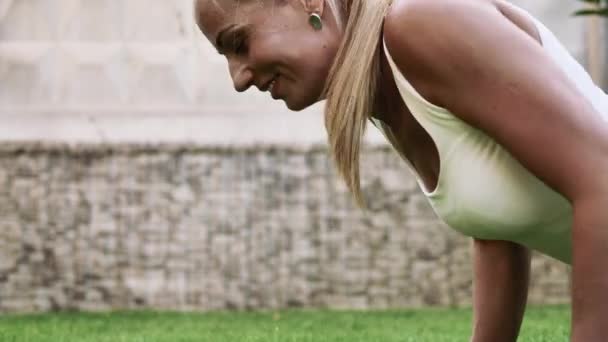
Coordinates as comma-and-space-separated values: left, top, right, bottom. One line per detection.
371, 9, 608, 264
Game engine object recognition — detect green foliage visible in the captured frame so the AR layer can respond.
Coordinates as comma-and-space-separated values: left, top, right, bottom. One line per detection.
575, 0, 608, 16
0, 306, 570, 342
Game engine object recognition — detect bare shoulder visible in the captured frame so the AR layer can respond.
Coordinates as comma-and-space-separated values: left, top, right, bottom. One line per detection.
381, 0, 517, 104
382, 0, 608, 199
383, 0, 497, 41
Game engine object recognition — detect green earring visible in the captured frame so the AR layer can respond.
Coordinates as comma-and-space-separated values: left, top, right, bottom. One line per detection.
309, 13, 323, 31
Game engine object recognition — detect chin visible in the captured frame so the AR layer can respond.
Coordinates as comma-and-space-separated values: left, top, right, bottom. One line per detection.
285, 101, 308, 112
284, 95, 323, 112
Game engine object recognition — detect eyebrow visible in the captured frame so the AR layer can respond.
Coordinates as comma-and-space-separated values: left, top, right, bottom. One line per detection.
215, 24, 237, 54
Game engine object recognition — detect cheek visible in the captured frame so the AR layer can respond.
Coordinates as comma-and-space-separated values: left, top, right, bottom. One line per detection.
294, 46, 335, 88
248, 33, 296, 66
248, 30, 336, 97
248, 28, 319, 69
259, 44, 330, 81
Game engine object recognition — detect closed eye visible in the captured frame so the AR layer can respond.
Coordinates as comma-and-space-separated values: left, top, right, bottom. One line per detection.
230, 32, 248, 55
216, 25, 249, 55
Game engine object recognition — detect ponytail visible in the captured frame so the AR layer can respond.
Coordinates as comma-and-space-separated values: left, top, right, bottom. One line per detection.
324, 0, 392, 207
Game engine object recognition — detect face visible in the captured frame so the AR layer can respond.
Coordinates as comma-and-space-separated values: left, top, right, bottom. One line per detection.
195, 0, 341, 111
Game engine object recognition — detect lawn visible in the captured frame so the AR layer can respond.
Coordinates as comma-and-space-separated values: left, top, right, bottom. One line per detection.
0, 306, 569, 342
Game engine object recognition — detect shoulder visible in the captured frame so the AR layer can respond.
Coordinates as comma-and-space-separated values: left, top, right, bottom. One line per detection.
383, 0, 497, 41
383, 0, 501, 59
381, 0, 510, 104
383, 0, 608, 199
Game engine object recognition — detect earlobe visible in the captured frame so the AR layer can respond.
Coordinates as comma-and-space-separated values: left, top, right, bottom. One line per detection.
302, 0, 325, 31
302, 0, 325, 16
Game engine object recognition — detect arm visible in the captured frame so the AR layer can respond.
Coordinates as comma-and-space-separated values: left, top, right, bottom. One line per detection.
383, 1, 608, 340
570, 195, 608, 341
471, 239, 530, 342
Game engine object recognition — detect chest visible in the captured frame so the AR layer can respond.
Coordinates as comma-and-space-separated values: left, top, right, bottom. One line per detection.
372, 115, 571, 240
432, 136, 571, 238
373, 109, 441, 194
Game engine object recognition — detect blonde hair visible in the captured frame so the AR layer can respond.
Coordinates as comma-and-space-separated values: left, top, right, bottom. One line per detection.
323, 0, 392, 207
195, 0, 392, 206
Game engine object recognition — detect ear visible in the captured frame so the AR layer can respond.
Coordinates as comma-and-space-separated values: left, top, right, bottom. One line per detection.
301, 0, 325, 16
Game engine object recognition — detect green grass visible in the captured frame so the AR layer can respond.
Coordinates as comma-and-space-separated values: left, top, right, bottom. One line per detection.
0, 306, 569, 342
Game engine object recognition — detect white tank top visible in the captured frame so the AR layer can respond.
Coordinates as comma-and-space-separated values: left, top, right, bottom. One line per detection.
371, 9, 608, 264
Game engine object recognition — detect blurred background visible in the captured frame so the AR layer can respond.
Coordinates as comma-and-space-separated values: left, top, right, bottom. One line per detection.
0, 0, 604, 313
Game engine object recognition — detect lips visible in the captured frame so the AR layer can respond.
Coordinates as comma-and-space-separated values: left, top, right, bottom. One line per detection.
260, 75, 281, 99
260, 75, 278, 91
268, 78, 277, 93
269, 76, 280, 99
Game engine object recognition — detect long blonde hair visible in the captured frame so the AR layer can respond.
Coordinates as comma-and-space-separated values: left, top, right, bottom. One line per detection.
324, 0, 392, 207
196, 0, 392, 206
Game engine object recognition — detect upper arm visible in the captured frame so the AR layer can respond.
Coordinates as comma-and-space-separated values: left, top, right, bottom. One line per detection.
383, 0, 608, 201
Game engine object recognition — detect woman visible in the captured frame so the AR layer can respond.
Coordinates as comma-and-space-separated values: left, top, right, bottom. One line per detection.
195, 0, 608, 340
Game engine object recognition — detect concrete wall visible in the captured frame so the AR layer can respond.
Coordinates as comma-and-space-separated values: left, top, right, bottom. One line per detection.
0, 0, 336, 144
0, 144, 569, 313
0, 0, 589, 144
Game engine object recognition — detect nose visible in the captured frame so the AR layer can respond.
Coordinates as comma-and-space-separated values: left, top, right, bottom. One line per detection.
228, 58, 254, 92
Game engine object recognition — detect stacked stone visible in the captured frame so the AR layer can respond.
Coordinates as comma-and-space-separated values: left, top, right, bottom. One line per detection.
0, 143, 569, 313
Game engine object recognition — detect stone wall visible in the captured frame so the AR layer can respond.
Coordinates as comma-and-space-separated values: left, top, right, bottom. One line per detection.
0, 0, 583, 314
0, 144, 570, 313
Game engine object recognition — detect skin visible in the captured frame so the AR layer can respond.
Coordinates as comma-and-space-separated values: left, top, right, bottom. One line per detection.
195, 0, 342, 111
384, 1, 608, 341
196, 0, 608, 340
471, 239, 530, 342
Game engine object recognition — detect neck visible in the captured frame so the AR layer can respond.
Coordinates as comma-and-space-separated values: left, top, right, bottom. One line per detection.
372, 46, 403, 125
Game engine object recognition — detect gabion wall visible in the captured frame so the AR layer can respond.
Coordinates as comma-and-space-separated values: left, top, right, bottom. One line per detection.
0, 144, 569, 313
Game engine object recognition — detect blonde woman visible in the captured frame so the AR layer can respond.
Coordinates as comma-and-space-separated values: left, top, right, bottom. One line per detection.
195, 0, 608, 340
